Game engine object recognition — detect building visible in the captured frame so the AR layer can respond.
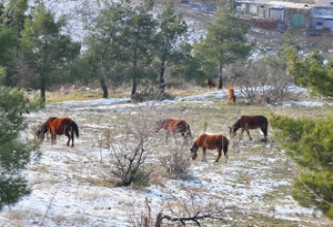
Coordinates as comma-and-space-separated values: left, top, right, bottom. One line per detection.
234, 0, 333, 30
311, 1, 333, 30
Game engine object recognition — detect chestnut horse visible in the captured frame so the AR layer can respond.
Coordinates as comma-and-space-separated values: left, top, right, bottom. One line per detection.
229, 115, 268, 141
155, 118, 192, 142
227, 86, 236, 104
190, 133, 229, 163
37, 117, 79, 147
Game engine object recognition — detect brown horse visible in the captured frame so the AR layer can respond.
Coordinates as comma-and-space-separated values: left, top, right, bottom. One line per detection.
155, 119, 192, 142
229, 115, 268, 141
227, 86, 236, 104
205, 78, 216, 89
37, 117, 79, 147
190, 133, 229, 163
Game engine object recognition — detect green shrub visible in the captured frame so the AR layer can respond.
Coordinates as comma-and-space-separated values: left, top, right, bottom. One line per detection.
271, 115, 333, 219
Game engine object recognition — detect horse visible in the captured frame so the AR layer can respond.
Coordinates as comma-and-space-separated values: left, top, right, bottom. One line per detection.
227, 86, 236, 104
155, 119, 192, 143
190, 133, 229, 163
229, 115, 268, 141
205, 79, 216, 89
36, 117, 79, 147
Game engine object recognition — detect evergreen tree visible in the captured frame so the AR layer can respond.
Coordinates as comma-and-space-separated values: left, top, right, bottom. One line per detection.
271, 115, 333, 219
119, 5, 157, 95
0, 84, 39, 210
0, 0, 28, 86
295, 52, 333, 97
194, 2, 252, 89
21, 4, 80, 103
156, 0, 187, 92
83, 2, 131, 98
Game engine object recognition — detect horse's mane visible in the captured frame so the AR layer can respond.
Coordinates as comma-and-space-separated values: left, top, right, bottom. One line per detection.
232, 118, 242, 132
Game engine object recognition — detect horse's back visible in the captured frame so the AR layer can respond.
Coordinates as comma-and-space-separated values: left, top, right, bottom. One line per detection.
240, 115, 268, 129
196, 133, 228, 149
50, 117, 73, 135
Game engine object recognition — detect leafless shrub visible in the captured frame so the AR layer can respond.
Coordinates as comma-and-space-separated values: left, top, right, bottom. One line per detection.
229, 58, 299, 104
107, 109, 155, 187
159, 144, 192, 179
134, 186, 241, 226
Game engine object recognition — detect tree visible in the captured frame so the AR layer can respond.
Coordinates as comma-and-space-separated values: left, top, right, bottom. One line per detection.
83, 2, 131, 98
119, 5, 157, 95
194, 2, 252, 89
0, 0, 30, 87
156, 0, 187, 92
21, 4, 80, 103
0, 85, 39, 210
271, 115, 333, 219
295, 52, 333, 97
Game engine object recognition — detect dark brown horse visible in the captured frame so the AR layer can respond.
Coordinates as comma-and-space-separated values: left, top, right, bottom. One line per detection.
37, 117, 79, 147
190, 133, 229, 163
229, 115, 268, 141
155, 118, 192, 142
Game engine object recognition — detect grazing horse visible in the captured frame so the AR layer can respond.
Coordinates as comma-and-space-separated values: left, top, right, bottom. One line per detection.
190, 133, 229, 163
205, 79, 216, 89
37, 117, 79, 147
229, 115, 268, 141
155, 119, 192, 142
227, 86, 236, 104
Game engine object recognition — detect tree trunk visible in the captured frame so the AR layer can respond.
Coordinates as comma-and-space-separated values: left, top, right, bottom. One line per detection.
218, 63, 223, 90
131, 48, 138, 95
100, 78, 108, 98
159, 60, 165, 93
40, 75, 46, 103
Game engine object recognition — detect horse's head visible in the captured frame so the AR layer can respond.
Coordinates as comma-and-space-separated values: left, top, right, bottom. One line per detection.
35, 123, 48, 141
228, 126, 236, 138
179, 121, 192, 139
190, 143, 198, 160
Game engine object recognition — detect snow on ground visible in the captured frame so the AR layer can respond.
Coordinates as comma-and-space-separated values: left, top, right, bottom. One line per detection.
1, 88, 333, 226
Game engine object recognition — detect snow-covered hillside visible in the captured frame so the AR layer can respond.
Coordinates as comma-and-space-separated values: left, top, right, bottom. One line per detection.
1, 88, 333, 226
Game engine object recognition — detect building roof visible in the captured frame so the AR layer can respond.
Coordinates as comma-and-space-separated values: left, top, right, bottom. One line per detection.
235, 0, 315, 9
268, 1, 314, 9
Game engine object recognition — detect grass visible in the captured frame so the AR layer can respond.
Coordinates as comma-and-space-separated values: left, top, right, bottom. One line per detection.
11, 86, 333, 226
45, 88, 125, 103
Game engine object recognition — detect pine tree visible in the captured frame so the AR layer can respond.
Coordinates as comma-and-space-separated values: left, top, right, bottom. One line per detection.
156, 0, 187, 92
119, 5, 157, 95
83, 2, 131, 98
194, 2, 252, 89
271, 115, 333, 218
21, 4, 80, 103
0, 85, 39, 210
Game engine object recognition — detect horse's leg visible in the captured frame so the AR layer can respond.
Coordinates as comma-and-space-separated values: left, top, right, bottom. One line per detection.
245, 129, 252, 140
261, 125, 268, 142
71, 129, 74, 147
201, 147, 207, 162
165, 132, 170, 143
215, 148, 222, 163
51, 133, 55, 145
240, 128, 245, 140
65, 130, 71, 146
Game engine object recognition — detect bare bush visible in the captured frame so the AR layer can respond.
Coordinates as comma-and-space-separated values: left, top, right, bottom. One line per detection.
106, 109, 156, 187
134, 186, 240, 226
229, 58, 299, 104
159, 144, 192, 179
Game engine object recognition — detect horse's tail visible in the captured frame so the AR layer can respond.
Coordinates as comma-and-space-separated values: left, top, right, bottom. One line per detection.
71, 120, 79, 138
223, 138, 229, 156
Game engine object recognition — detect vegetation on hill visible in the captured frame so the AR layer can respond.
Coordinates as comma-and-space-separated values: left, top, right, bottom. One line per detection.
271, 115, 333, 219
1, 0, 333, 219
